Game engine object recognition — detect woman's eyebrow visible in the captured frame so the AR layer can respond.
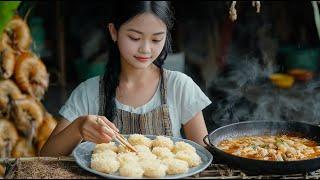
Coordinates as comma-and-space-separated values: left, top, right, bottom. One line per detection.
127, 28, 165, 35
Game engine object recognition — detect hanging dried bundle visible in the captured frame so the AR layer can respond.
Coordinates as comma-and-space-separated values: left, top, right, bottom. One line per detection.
229, 1, 261, 22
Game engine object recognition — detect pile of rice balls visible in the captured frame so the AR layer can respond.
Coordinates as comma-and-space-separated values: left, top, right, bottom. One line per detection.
90, 134, 202, 178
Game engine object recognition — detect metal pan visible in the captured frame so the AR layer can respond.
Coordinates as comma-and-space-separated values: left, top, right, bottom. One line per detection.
203, 121, 320, 175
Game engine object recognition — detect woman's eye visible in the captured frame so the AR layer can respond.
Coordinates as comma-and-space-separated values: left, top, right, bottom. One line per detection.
129, 36, 140, 41
152, 39, 162, 43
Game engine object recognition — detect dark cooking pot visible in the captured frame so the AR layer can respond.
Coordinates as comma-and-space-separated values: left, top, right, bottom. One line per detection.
203, 121, 320, 175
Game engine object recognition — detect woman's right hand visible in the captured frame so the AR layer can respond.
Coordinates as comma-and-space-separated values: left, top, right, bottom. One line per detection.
76, 115, 119, 144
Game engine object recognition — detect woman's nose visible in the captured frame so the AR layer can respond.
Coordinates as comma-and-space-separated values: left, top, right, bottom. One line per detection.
138, 41, 151, 54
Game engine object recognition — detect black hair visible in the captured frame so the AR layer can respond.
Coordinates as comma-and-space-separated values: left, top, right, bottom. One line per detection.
101, 1, 175, 121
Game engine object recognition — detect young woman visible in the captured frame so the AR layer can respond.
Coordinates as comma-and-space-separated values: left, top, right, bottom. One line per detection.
40, 1, 211, 157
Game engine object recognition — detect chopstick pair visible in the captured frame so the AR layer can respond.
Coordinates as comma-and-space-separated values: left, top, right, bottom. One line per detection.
95, 117, 137, 153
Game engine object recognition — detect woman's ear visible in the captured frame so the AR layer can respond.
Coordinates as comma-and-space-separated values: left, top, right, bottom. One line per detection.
108, 23, 118, 42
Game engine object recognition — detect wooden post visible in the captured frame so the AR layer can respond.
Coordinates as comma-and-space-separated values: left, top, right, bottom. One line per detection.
55, 1, 67, 103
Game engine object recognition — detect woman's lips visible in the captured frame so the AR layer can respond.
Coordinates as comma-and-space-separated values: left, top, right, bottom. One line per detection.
135, 56, 150, 62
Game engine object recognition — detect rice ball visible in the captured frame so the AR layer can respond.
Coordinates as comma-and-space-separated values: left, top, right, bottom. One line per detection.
139, 158, 168, 178
128, 134, 152, 148
152, 136, 174, 150
137, 151, 158, 161
172, 141, 196, 154
91, 154, 120, 174
134, 145, 151, 154
152, 147, 175, 160
162, 158, 189, 175
175, 150, 202, 167
119, 162, 144, 178
117, 152, 139, 166
93, 142, 118, 154
92, 149, 117, 158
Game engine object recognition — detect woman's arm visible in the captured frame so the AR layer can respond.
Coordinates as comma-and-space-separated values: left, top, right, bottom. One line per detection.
39, 117, 82, 157
183, 111, 208, 146
39, 115, 118, 157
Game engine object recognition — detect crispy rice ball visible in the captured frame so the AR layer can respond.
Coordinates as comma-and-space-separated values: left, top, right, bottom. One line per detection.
175, 150, 202, 167
128, 134, 152, 148
117, 152, 139, 166
162, 158, 189, 175
92, 149, 117, 158
139, 158, 168, 178
137, 151, 158, 161
119, 162, 144, 178
152, 136, 174, 150
91, 153, 120, 174
152, 147, 175, 160
172, 141, 196, 154
93, 142, 118, 154
134, 145, 151, 154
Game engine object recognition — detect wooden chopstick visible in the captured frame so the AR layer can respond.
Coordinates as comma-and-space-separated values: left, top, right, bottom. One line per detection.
100, 126, 125, 147
115, 134, 137, 153
96, 117, 137, 153
106, 127, 138, 153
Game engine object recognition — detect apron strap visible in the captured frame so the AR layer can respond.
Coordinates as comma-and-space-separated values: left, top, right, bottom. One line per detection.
160, 68, 168, 105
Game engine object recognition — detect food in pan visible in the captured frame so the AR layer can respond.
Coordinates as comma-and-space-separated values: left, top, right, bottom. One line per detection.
217, 134, 320, 161
90, 134, 202, 177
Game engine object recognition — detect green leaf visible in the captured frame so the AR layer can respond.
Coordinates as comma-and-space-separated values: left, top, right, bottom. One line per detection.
0, 1, 21, 39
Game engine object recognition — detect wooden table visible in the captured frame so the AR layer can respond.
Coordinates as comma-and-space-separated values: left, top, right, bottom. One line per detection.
2, 156, 320, 179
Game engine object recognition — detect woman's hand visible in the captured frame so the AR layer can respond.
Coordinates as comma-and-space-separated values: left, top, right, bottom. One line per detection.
77, 115, 119, 144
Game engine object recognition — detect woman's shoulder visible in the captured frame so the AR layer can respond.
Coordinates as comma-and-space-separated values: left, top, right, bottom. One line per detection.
77, 75, 101, 89
83, 75, 101, 85
71, 75, 101, 96
164, 69, 194, 85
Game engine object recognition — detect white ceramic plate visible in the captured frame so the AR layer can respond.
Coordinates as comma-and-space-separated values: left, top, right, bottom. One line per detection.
73, 135, 213, 179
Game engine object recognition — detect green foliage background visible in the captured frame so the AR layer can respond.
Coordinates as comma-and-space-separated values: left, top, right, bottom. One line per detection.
0, 1, 21, 39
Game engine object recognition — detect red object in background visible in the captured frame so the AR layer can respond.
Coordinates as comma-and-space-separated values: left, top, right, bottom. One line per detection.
287, 69, 314, 81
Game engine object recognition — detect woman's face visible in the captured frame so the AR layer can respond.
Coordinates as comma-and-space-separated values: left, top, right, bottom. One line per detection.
109, 12, 167, 69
